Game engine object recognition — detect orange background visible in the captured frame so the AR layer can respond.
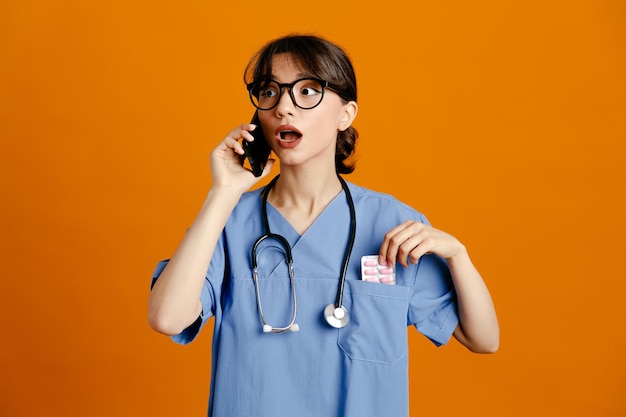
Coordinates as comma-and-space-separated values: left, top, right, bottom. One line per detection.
1, 1, 625, 416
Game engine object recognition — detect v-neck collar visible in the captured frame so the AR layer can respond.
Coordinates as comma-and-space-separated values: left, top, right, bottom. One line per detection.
264, 188, 346, 249
261, 186, 354, 279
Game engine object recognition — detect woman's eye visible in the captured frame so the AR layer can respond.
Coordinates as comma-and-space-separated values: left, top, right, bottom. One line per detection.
300, 86, 320, 96
261, 89, 278, 98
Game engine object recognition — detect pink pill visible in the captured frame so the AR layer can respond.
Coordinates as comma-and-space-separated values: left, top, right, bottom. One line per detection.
379, 268, 393, 274
363, 269, 378, 275
380, 276, 395, 284
363, 260, 378, 267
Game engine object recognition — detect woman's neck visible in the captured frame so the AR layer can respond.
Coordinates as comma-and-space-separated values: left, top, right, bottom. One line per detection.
267, 167, 342, 234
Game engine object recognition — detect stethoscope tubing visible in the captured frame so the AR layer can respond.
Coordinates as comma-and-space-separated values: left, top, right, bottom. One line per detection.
252, 174, 356, 332
251, 233, 298, 333
334, 176, 356, 310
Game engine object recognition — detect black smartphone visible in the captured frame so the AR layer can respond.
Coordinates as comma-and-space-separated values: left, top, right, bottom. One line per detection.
242, 111, 271, 177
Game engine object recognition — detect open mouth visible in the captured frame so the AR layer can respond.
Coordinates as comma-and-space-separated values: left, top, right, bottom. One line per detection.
278, 130, 302, 143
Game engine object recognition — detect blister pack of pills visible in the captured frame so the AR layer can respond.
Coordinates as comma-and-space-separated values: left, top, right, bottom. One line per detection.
360, 255, 396, 285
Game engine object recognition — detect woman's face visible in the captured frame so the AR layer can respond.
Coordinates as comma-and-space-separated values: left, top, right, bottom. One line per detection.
257, 53, 357, 173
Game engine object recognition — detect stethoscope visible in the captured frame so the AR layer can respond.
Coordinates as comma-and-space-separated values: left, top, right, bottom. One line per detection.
251, 175, 357, 333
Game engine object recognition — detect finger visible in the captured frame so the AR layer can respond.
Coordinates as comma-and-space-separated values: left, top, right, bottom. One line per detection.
223, 136, 246, 156
232, 123, 256, 139
387, 222, 432, 267
231, 122, 257, 148
379, 221, 418, 265
398, 233, 424, 268
397, 234, 431, 267
378, 221, 409, 264
240, 125, 257, 144
224, 123, 255, 144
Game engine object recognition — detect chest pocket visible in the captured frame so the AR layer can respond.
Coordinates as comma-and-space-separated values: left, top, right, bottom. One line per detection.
338, 280, 409, 365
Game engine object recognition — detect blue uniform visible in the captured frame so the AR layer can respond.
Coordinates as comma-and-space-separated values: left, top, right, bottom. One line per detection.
152, 182, 459, 417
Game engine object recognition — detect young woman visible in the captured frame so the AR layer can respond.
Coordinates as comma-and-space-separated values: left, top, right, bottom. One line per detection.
148, 34, 499, 417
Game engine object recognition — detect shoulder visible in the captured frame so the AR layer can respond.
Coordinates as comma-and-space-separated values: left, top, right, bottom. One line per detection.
345, 181, 429, 224
237, 186, 264, 207
221, 186, 270, 242
227, 186, 264, 222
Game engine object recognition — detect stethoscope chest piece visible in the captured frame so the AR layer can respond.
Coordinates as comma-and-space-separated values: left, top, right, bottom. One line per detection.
324, 303, 350, 328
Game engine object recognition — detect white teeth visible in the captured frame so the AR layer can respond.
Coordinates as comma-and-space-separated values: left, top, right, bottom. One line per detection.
279, 131, 300, 142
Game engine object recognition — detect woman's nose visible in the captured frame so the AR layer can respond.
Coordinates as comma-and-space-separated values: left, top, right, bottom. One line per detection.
274, 87, 295, 117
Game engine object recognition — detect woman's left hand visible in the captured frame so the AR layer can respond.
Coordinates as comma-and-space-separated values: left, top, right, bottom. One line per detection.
379, 220, 464, 268
380, 220, 500, 353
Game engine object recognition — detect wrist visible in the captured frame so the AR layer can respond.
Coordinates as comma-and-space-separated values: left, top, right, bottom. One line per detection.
204, 185, 242, 208
446, 242, 468, 264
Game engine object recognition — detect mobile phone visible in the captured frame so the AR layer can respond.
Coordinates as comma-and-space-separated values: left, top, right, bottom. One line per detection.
242, 111, 271, 177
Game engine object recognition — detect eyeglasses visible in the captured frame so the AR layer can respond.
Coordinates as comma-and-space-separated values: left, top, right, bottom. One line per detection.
246, 78, 338, 110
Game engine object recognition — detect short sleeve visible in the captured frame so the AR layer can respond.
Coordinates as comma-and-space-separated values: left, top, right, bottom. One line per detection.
150, 256, 218, 345
407, 254, 459, 346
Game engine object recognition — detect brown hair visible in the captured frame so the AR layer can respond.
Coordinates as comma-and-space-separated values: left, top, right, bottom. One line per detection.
244, 34, 358, 174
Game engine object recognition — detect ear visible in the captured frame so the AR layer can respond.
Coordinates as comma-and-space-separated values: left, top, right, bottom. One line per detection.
338, 101, 358, 132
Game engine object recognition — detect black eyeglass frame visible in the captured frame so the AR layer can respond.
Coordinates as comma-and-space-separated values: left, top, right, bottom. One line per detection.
246, 77, 340, 111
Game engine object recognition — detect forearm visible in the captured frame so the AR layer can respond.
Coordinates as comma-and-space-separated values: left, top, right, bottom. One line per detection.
148, 187, 241, 335
447, 246, 500, 353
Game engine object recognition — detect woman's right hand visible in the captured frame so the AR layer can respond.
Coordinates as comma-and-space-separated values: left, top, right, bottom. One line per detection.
209, 123, 275, 194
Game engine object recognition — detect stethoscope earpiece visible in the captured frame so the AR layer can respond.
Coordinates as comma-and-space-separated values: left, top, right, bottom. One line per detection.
252, 175, 356, 334
263, 323, 300, 333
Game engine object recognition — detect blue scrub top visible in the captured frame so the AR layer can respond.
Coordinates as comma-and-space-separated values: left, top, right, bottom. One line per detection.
152, 181, 459, 417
